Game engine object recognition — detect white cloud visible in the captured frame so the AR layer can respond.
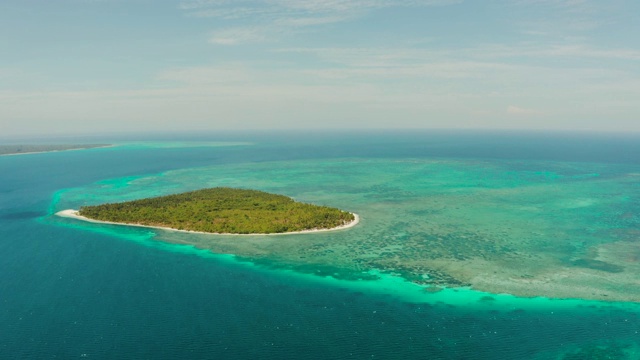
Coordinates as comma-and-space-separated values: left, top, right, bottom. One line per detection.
274, 15, 347, 27
513, 0, 597, 14
545, 45, 640, 60
180, 0, 461, 44
181, 0, 460, 14
187, 7, 271, 19
507, 105, 541, 116
209, 27, 269, 45
157, 65, 255, 84
274, 44, 636, 82
2, 57, 639, 135
510, 0, 615, 37
462, 43, 640, 61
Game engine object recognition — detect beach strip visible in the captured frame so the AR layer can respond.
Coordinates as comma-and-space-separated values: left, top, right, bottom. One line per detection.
0, 144, 113, 157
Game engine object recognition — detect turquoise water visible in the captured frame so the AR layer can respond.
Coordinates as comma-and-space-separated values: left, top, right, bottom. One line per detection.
1, 131, 639, 359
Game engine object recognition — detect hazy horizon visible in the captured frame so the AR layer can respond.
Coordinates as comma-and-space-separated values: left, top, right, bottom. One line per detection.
4, 127, 640, 143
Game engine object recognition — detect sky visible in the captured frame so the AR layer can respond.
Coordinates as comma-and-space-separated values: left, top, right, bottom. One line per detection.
1, 0, 639, 137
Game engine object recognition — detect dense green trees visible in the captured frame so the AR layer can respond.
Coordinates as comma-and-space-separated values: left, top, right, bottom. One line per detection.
79, 187, 355, 234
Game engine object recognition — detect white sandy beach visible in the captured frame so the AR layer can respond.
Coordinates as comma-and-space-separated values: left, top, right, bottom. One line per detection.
56, 209, 360, 236
0, 145, 114, 157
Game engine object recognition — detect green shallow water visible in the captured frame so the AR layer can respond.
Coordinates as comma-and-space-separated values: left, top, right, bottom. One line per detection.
51, 156, 640, 304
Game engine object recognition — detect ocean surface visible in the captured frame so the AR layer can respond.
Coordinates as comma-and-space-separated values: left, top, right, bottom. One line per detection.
1, 131, 639, 359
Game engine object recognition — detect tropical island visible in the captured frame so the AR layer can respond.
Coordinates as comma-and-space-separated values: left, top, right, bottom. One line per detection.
0, 144, 110, 156
58, 187, 358, 235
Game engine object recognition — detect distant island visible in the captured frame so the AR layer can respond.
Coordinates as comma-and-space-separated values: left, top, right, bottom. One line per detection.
58, 188, 358, 235
0, 144, 110, 156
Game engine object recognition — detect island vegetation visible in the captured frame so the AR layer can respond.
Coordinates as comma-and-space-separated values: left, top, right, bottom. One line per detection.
78, 187, 356, 234
0, 144, 109, 155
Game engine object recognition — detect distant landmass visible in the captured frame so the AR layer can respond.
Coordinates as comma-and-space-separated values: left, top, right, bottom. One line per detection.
62, 188, 358, 235
0, 144, 110, 156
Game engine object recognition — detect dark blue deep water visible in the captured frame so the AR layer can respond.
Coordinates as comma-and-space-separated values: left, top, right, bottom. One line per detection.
1, 131, 639, 359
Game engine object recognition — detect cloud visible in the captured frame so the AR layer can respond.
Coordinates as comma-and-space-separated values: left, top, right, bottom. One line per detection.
274, 15, 347, 26
156, 65, 255, 84
180, 0, 461, 44
208, 27, 269, 45
510, 0, 612, 36
187, 7, 271, 19
2, 58, 639, 135
273, 45, 634, 83
507, 105, 541, 116
544, 45, 640, 60
181, 0, 460, 14
513, 0, 597, 15
463, 43, 640, 62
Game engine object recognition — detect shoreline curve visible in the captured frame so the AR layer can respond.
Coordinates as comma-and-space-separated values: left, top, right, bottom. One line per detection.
0, 144, 113, 157
56, 209, 360, 236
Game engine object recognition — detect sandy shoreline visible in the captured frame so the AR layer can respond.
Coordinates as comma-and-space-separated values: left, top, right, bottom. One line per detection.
0, 145, 113, 157
56, 209, 360, 236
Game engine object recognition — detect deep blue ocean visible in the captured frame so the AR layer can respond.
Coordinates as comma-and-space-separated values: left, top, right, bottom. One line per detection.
1, 131, 639, 359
